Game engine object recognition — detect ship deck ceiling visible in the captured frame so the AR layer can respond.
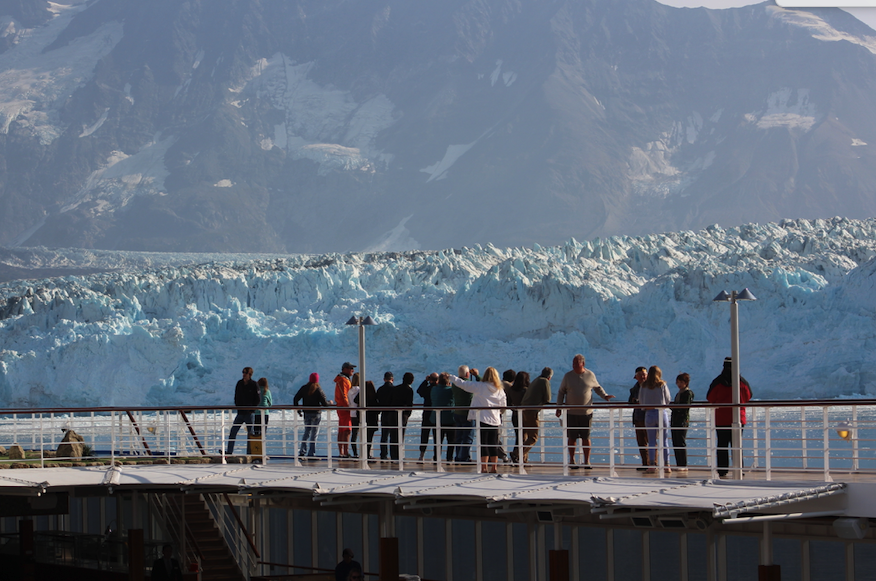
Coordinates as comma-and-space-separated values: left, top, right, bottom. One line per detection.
0, 463, 859, 520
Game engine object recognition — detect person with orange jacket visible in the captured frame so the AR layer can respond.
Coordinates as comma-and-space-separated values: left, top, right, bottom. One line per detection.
334, 362, 356, 458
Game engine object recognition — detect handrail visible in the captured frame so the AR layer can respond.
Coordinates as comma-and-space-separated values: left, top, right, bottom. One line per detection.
222, 492, 261, 558
125, 410, 153, 455
179, 410, 207, 456
2, 398, 876, 414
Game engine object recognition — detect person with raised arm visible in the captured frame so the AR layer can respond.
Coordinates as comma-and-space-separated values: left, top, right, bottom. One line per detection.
449, 366, 507, 473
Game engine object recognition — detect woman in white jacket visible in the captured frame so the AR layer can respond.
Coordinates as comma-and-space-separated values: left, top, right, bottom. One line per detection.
450, 366, 507, 473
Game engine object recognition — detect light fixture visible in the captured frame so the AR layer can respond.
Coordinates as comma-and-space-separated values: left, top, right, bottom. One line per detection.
712, 288, 757, 480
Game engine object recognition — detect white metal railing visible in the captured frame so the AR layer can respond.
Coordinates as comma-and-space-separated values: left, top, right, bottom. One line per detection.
0, 401, 873, 481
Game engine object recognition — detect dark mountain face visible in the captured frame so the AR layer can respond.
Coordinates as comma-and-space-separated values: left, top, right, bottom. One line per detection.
1, 0, 875, 253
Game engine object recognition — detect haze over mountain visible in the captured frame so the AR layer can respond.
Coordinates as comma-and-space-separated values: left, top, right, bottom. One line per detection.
1, 0, 876, 254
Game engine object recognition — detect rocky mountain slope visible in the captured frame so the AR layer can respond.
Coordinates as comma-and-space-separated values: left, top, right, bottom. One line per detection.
1, 0, 876, 253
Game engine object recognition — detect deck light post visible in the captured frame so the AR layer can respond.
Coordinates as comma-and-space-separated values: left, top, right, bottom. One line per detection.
346, 315, 377, 469
713, 288, 757, 479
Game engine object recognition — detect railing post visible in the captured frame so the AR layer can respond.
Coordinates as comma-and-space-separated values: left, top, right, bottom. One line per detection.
436, 411, 445, 473
823, 407, 832, 482
261, 409, 267, 465
39, 413, 44, 468
801, 406, 808, 470
707, 407, 716, 480
220, 411, 227, 464
765, 408, 772, 481
750, 407, 759, 469
609, 408, 617, 477
658, 406, 665, 478
853, 405, 860, 472
397, 409, 404, 471
475, 412, 482, 473
111, 410, 116, 463
327, 407, 334, 469
562, 408, 569, 476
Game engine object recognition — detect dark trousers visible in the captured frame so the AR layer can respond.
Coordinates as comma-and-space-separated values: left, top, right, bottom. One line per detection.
634, 417, 649, 466
716, 427, 738, 475
452, 415, 474, 462
227, 411, 253, 454
380, 417, 408, 460
671, 426, 688, 467
420, 415, 436, 457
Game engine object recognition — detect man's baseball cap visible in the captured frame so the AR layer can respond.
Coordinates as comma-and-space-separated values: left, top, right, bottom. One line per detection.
342, 362, 357, 370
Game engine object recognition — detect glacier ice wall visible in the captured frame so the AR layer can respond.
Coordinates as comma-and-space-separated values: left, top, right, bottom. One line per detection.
1, 217, 875, 407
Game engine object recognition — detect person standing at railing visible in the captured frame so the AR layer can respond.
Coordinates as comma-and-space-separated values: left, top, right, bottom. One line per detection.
449, 366, 507, 473
418, 372, 440, 463
294, 373, 330, 457
628, 366, 650, 471
377, 371, 397, 460
707, 357, 752, 478
556, 354, 616, 469
226, 367, 260, 455
334, 362, 357, 458
431, 372, 455, 462
253, 377, 272, 436
348, 373, 361, 458
518, 367, 553, 464
507, 371, 529, 463
450, 365, 479, 463
670, 373, 694, 473
640, 366, 672, 474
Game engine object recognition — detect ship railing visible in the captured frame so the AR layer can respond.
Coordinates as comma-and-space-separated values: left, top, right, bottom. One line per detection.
0, 401, 871, 481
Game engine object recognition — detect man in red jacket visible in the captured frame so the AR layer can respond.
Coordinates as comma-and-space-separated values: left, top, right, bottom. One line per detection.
706, 357, 752, 477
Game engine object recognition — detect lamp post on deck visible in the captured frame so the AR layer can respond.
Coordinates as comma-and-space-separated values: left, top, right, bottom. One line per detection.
713, 288, 756, 480
346, 315, 377, 469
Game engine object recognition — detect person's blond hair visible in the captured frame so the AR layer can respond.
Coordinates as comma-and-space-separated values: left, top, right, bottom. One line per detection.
482, 367, 502, 390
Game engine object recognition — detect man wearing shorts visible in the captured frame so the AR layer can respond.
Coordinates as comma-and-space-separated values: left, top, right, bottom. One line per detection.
334, 362, 356, 458
556, 354, 615, 468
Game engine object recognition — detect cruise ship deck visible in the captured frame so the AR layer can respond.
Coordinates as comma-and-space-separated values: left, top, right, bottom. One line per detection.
1, 401, 875, 581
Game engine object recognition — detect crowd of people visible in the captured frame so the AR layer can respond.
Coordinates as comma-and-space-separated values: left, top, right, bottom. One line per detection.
224, 354, 753, 476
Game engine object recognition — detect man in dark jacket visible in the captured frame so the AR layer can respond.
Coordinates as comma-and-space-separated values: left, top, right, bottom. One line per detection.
226, 367, 260, 455
417, 373, 439, 462
706, 357, 753, 477
377, 372, 396, 460
628, 366, 649, 470
517, 367, 553, 464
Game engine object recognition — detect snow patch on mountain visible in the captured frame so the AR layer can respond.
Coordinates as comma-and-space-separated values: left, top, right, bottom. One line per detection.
0, 4, 123, 144
756, 88, 818, 131
1, 218, 875, 407
247, 53, 396, 174
58, 136, 176, 217
768, 6, 876, 55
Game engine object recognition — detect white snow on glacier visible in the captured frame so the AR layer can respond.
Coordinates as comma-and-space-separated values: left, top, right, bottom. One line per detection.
1, 217, 875, 408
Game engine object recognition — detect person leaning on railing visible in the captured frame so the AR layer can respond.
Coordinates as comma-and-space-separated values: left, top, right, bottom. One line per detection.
293, 373, 331, 458
516, 367, 553, 464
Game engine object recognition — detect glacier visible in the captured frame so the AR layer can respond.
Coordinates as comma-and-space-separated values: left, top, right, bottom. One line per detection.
0, 217, 875, 408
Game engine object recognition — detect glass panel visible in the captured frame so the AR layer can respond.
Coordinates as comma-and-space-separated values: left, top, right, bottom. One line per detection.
512, 523, 530, 581
810, 540, 846, 580
292, 509, 312, 575
726, 535, 759, 581
773, 538, 801, 581
854, 542, 876, 581
687, 533, 707, 581
317, 511, 338, 571
578, 526, 607, 581
268, 508, 288, 574
367, 514, 379, 574
396, 515, 418, 576
341, 512, 363, 567
614, 529, 642, 581
649, 530, 680, 581
86, 498, 101, 535
451, 520, 476, 581
481, 521, 507, 581
423, 518, 446, 581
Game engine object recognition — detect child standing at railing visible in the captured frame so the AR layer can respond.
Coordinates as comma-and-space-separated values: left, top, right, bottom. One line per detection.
255, 377, 272, 436
670, 373, 694, 473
